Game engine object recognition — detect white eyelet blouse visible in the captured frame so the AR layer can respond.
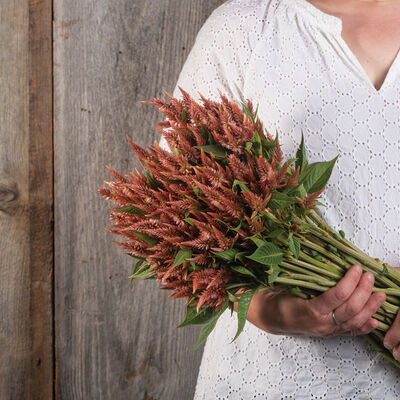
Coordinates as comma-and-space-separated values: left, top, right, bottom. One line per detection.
159, 0, 400, 397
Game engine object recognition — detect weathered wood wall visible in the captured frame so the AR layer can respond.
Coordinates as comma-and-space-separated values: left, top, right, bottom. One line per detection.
53, 1, 220, 399
0, 1, 53, 399
1, 0, 222, 398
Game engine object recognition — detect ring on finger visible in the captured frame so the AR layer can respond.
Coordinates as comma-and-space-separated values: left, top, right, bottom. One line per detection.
332, 310, 341, 326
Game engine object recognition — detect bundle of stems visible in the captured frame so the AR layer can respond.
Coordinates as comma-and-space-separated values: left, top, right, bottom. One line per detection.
98, 87, 400, 369
256, 207, 400, 369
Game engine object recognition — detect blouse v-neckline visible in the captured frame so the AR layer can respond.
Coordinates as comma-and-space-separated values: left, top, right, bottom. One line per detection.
280, 0, 400, 94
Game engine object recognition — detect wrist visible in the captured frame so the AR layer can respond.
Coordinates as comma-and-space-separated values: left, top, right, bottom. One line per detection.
275, 293, 309, 336
248, 288, 287, 335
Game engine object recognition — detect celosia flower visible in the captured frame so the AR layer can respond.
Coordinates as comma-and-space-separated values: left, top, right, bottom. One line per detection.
99, 88, 400, 368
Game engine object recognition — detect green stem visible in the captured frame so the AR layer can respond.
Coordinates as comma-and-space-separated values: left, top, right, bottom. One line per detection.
299, 251, 344, 274
281, 272, 336, 287
273, 277, 330, 292
300, 238, 351, 270
305, 210, 361, 253
340, 253, 400, 289
281, 258, 342, 280
371, 287, 400, 296
366, 331, 400, 369
279, 261, 323, 278
308, 228, 400, 283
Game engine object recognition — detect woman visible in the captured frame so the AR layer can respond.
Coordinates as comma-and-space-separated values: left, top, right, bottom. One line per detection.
159, 0, 400, 397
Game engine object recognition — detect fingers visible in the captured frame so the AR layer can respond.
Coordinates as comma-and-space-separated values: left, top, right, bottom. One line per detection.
333, 271, 376, 324
393, 344, 400, 361
338, 291, 386, 333
384, 308, 400, 360
309, 264, 362, 315
306, 264, 388, 339
340, 318, 379, 336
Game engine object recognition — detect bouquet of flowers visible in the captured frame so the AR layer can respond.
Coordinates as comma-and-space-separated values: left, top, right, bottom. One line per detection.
98, 87, 400, 369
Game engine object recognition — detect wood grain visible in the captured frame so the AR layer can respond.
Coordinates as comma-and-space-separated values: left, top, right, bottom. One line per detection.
0, 0, 53, 398
53, 1, 220, 398
28, 0, 54, 398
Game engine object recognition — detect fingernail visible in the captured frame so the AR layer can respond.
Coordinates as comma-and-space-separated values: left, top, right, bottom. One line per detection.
384, 341, 394, 350
354, 264, 362, 273
367, 273, 374, 282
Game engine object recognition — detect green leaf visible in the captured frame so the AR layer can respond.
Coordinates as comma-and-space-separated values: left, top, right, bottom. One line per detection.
250, 131, 261, 147
260, 210, 279, 223
172, 248, 193, 268
269, 192, 297, 210
231, 219, 243, 232
231, 289, 256, 342
231, 265, 257, 279
181, 109, 188, 121
302, 156, 339, 194
289, 286, 302, 295
129, 258, 146, 286
132, 257, 145, 274
194, 144, 227, 159
183, 217, 195, 226
289, 184, 307, 200
245, 242, 283, 266
178, 305, 216, 328
234, 251, 246, 262
245, 141, 253, 151
241, 102, 255, 121
212, 248, 238, 261
268, 265, 281, 286
249, 236, 268, 248
266, 229, 286, 240
226, 290, 239, 302
288, 233, 301, 259
199, 123, 209, 141
143, 272, 157, 280
297, 165, 312, 186
232, 179, 250, 192
339, 230, 346, 238
188, 261, 201, 271
382, 265, 389, 276
286, 158, 297, 168
129, 263, 153, 279
146, 169, 158, 189
113, 205, 146, 216
131, 231, 158, 246
192, 301, 229, 350
250, 131, 262, 155
298, 223, 315, 230
253, 103, 259, 121
295, 132, 308, 172
191, 183, 201, 196
262, 130, 279, 150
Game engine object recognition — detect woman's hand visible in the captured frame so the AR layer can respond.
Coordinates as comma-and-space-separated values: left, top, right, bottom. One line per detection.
238, 264, 387, 338
383, 266, 400, 360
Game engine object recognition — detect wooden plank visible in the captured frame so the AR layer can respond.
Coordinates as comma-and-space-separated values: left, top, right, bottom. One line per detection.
0, 3, 30, 397
28, 0, 54, 398
0, 0, 53, 398
54, 0, 220, 398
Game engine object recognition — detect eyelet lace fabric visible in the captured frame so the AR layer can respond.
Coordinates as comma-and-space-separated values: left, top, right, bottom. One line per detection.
159, 0, 400, 397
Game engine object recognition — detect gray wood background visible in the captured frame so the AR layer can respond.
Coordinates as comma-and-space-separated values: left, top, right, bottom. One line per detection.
1, 0, 222, 399
1, 0, 53, 399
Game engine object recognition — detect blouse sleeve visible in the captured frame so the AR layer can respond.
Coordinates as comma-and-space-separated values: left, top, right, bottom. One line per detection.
158, 0, 270, 152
